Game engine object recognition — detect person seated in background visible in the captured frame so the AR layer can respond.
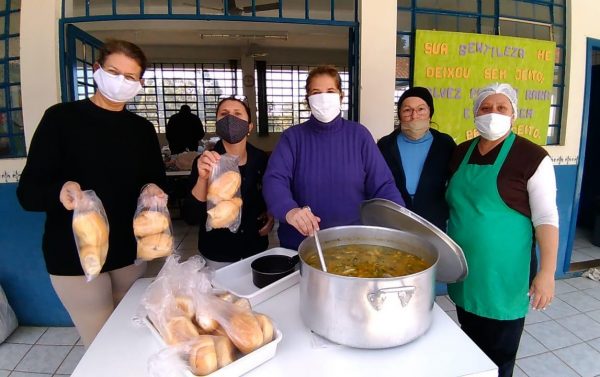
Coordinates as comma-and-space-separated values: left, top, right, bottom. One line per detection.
262, 65, 404, 250
182, 96, 274, 270
377, 87, 455, 231
166, 104, 205, 154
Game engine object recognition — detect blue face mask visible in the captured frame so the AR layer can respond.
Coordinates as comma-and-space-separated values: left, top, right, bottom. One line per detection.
216, 115, 249, 144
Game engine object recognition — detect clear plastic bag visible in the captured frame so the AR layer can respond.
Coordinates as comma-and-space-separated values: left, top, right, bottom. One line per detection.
71, 190, 109, 282
148, 335, 238, 377
206, 154, 243, 232
134, 188, 174, 262
0, 284, 17, 343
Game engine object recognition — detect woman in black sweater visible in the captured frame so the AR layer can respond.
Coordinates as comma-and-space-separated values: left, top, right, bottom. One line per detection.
183, 97, 274, 269
378, 87, 456, 231
17, 40, 166, 347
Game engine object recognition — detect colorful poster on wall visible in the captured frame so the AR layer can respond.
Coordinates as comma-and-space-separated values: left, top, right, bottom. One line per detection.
413, 30, 555, 145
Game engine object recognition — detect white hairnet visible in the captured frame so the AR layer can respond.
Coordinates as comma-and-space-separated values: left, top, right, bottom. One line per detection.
473, 83, 518, 119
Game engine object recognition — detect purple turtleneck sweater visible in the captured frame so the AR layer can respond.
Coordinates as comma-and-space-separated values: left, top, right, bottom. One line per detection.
263, 115, 405, 249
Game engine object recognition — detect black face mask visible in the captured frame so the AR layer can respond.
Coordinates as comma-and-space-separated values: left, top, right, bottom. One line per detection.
216, 114, 250, 144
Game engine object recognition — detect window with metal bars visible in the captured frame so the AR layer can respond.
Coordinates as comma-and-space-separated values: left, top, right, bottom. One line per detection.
395, 0, 566, 145
129, 63, 244, 133
265, 64, 349, 132
128, 63, 244, 133
0, 0, 22, 158
76, 62, 244, 134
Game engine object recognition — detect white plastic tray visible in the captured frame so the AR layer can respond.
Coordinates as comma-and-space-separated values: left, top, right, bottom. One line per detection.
143, 317, 282, 377
212, 247, 300, 306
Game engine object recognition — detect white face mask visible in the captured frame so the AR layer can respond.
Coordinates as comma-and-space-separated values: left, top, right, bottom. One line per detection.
474, 113, 512, 141
93, 66, 142, 103
400, 119, 430, 140
308, 93, 341, 123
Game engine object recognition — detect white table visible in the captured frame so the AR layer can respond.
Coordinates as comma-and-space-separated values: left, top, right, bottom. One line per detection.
72, 278, 497, 377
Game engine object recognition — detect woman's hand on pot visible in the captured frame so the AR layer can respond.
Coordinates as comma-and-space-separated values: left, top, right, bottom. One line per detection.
285, 207, 320, 236
197, 150, 220, 181
529, 270, 555, 310
258, 212, 275, 236
59, 181, 83, 210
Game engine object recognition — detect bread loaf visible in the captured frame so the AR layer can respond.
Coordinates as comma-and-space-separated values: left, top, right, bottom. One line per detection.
227, 311, 263, 354
72, 211, 109, 246
214, 335, 236, 368
207, 198, 242, 229
175, 296, 195, 319
79, 244, 108, 276
188, 336, 218, 376
164, 316, 200, 345
196, 313, 219, 333
136, 233, 173, 260
133, 210, 170, 237
207, 171, 241, 203
255, 313, 274, 345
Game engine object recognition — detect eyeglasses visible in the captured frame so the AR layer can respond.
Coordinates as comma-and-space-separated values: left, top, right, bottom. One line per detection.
400, 106, 429, 118
102, 66, 141, 82
218, 94, 249, 104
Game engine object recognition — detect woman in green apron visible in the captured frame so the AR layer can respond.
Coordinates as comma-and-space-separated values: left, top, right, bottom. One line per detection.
446, 83, 559, 377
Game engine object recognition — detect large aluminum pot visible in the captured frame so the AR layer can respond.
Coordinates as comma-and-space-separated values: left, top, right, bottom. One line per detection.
298, 225, 438, 349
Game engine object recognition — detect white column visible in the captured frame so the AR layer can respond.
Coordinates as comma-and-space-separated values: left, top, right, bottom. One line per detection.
20, 0, 62, 150
358, 0, 397, 140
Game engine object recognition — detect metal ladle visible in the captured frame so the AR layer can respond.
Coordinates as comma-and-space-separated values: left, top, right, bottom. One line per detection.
314, 230, 327, 272
305, 206, 327, 272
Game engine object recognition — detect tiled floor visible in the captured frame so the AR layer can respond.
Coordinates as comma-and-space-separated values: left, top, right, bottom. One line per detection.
2, 221, 600, 377
571, 228, 600, 263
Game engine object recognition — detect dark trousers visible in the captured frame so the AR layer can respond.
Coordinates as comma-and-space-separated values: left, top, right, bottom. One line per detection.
456, 306, 525, 377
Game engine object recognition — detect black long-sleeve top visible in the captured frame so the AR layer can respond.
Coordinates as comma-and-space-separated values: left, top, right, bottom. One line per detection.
377, 128, 456, 231
165, 110, 205, 154
182, 141, 269, 262
17, 99, 166, 275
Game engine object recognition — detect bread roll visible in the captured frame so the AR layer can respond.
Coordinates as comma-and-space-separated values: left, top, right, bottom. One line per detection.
227, 311, 263, 354
196, 313, 219, 333
207, 171, 241, 203
207, 199, 242, 229
255, 313, 274, 345
133, 210, 170, 238
214, 335, 236, 368
164, 316, 200, 345
136, 233, 173, 260
175, 296, 195, 319
188, 336, 218, 376
79, 244, 108, 276
72, 211, 109, 246
233, 298, 251, 311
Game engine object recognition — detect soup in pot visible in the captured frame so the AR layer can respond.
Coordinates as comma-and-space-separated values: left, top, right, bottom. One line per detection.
304, 244, 430, 278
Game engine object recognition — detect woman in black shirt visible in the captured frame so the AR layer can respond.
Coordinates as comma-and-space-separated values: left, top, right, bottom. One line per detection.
183, 97, 274, 268
17, 40, 166, 347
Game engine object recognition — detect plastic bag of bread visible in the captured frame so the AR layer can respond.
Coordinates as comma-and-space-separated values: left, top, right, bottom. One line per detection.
134, 187, 174, 261
136, 255, 213, 343
206, 154, 242, 232
72, 190, 109, 282
148, 335, 238, 377
193, 292, 273, 355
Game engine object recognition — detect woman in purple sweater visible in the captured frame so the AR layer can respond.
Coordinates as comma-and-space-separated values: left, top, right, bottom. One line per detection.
263, 65, 404, 249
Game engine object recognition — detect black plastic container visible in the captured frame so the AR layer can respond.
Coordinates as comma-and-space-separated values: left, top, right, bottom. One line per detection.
251, 254, 300, 288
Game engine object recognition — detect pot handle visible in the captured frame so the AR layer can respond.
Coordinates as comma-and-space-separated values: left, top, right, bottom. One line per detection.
367, 286, 416, 311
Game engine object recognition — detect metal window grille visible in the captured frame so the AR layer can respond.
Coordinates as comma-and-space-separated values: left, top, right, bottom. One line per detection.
74, 40, 99, 100
63, 0, 357, 23
0, 0, 23, 158
396, 0, 566, 145
128, 63, 243, 133
265, 64, 349, 132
